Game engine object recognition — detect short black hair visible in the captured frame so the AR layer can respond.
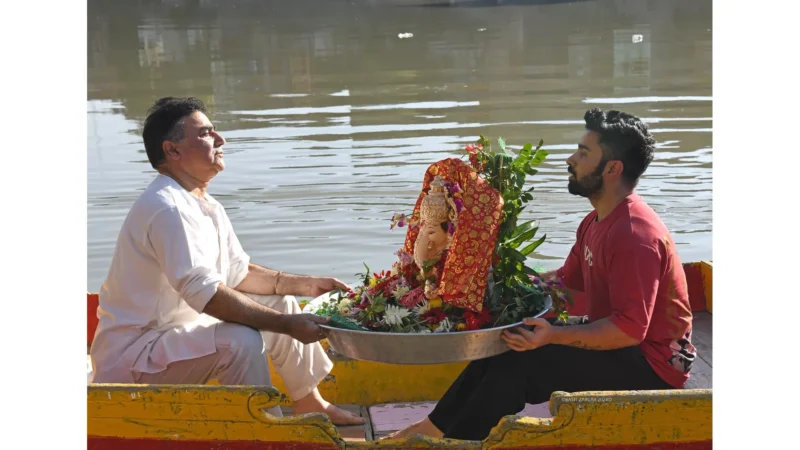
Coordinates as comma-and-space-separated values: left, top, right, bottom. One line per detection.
583, 108, 656, 187
142, 97, 208, 169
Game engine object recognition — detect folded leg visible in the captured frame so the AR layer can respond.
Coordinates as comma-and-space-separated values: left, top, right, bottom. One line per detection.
134, 321, 283, 417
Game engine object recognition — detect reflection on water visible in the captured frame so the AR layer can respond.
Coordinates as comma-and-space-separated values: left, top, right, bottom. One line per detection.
87, 0, 712, 290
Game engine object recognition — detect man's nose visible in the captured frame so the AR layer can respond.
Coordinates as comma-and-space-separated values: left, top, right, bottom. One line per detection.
213, 131, 226, 147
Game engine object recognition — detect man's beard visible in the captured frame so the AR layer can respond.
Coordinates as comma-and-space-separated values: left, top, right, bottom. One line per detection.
568, 160, 607, 198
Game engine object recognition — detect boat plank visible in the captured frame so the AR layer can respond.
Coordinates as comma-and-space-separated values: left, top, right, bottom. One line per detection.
360, 405, 374, 441
368, 401, 552, 439
691, 312, 713, 366
685, 356, 712, 389
519, 401, 552, 418
369, 402, 436, 438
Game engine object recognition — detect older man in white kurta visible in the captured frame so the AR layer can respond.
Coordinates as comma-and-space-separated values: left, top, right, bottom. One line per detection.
91, 174, 331, 405
89, 96, 362, 425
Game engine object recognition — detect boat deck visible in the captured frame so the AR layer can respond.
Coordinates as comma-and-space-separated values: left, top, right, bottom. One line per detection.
280, 311, 713, 442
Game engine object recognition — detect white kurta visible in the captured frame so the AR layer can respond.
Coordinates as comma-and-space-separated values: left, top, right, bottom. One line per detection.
90, 174, 251, 383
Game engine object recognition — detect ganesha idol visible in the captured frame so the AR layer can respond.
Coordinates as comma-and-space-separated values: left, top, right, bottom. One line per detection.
316, 156, 507, 333
381, 157, 505, 326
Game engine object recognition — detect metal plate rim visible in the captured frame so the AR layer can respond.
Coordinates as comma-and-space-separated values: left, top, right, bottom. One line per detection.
318, 295, 553, 336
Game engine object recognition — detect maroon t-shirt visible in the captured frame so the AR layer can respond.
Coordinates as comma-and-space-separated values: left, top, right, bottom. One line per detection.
556, 194, 696, 388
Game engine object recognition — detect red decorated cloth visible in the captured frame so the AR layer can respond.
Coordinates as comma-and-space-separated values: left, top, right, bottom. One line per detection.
401, 158, 504, 312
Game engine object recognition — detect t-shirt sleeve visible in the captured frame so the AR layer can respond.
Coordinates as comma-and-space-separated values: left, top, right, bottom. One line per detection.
607, 241, 662, 342
147, 206, 225, 313
556, 240, 584, 291
222, 210, 251, 288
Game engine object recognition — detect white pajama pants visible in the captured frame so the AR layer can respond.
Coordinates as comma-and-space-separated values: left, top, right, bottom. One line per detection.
133, 294, 334, 417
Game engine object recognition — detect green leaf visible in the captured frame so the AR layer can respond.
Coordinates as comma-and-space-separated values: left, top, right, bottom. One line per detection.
506, 247, 527, 262
507, 226, 539, 249
511, 220, 535, 239
498, 137, 506, 153
514, 143, 533, 168
530, 149, 549, 166
519, 234, 547, 256
422, 257, 439, 271
328, 315, 369, 331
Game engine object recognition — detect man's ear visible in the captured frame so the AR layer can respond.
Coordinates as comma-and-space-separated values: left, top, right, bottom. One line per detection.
162, 140, 180, 161
606, 160, 624, 179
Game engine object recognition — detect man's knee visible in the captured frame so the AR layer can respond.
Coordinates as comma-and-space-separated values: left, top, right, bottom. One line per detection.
216, 323, 265, 358
482, 346, 557, 376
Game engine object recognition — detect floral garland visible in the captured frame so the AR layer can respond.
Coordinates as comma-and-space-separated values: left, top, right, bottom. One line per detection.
313, 137, 573, 333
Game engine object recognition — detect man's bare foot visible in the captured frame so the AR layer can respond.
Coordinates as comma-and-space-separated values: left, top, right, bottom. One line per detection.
381, 417, 443, 440
292, 388, 365, 426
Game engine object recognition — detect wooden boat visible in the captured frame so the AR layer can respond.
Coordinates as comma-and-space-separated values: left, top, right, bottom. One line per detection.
86, 261, 712, 449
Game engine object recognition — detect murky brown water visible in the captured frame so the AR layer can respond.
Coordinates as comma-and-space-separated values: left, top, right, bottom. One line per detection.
87, 0, 712, 291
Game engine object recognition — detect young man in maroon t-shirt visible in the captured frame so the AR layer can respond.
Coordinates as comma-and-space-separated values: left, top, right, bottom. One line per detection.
386, 108, 697, 441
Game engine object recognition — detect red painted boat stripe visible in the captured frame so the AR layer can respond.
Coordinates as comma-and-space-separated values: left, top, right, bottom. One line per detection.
89, 436, 710, 449
88, 437, 341, 450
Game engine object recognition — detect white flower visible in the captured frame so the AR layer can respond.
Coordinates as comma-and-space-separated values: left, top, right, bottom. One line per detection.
434, 318, 452, 333
337, 299, 353, 315
383, 304, 411, 326
391, 263, 400, 276
413, 300, 430, 316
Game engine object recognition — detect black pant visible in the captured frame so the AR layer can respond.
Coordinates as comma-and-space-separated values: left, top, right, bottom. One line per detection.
428, 341, 672, 441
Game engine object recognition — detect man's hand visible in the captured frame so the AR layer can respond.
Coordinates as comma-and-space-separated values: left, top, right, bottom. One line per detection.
501, 317, 554, 352
284, 314, 332, 344
308, 277, 351, 298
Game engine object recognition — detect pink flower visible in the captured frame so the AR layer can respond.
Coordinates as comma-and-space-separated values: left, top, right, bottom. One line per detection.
454, 198, 464, 212
395, 250, 413, 265
390, 213, 408, 230
465, 143, 483, 155
447, 222, 456, 235
448, 183, 462, 195
399, 287, 425, 309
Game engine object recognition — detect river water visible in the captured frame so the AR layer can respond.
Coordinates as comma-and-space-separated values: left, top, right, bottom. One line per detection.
87, 0, 712, 291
